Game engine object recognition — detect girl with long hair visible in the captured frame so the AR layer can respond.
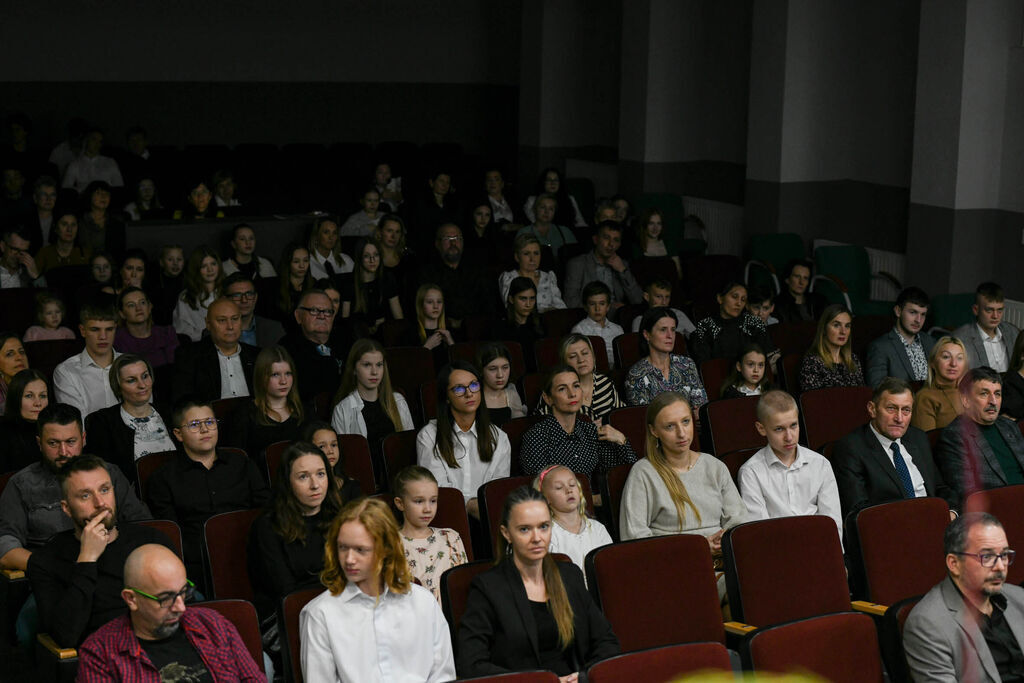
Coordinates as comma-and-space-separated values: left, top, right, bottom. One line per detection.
407, 283, 455, 370
223, 223, 277, 282
275, 241, 313, 328
456, 485, 619, 678
913, 336, 969, 430
798, 303, 864, 392
494, 276, 546, 372
416, 361, 511, 520
476, 342, 526, 426
225, 346, 304, 466
341, 238, 403, 336
299, 420, 364, 503
0, 332, 29, 417
172, 245, 222, 341
721, 343, 773, 398
0, 368, 49, 472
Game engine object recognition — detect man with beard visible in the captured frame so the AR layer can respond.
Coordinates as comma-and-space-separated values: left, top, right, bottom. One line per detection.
77, 544, 264, 681
904, 512, 1024, 681
27, 455, 175, 647
865, 286, 935, 387
0, 403, 150, 572
416, 223, 493, 328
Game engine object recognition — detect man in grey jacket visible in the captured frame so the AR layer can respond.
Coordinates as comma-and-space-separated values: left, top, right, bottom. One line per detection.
865, 286, 935, 388
563, 220, 643, 309
953, 282, 1019, 373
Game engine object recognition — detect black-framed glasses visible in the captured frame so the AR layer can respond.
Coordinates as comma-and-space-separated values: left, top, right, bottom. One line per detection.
954, 550, 1016, 568
298, 306, 335, 317
450, 381, 481, 397
227, 291, 257, 301
127, 579, 195, 608
180, 418, 219, 433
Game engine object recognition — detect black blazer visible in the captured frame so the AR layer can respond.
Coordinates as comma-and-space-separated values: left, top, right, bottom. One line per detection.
457, 559, 620, 678
935, 414, 1024, 508
832, 422, 957, 519
171, 338, 259, 403
84, 404, 173, 491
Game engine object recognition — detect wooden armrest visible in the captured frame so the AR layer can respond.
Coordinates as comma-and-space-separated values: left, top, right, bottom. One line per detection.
851, 600, 889, 616
724, 621, 757, 636
37, 633, 78, 659
1, 568, 25, 580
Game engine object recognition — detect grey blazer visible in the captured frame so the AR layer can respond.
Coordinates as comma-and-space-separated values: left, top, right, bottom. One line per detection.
952, 321, 1020, 371
935, 415, 1024, 508
904, 576, 1024, 682
563, 251, 643, 308
865, 328, 936, 388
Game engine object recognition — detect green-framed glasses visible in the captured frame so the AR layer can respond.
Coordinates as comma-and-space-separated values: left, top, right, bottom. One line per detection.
127, 579, 195, 608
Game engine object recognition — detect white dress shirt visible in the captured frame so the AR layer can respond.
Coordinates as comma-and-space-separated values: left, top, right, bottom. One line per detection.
53, 348, 122, 418
172, 291, 216, 342
738, 444, 843, 541
331, 390, 414, 437
571, 317, 624, 368
979, 323, 1009, 372
869, 423, 927, 497
416, 419, 511, 502
300, 582, 455, 683
216, 346, 250, 398
549, 517, 613, 581
61, 154, 124, 192
309, 249, 355, 280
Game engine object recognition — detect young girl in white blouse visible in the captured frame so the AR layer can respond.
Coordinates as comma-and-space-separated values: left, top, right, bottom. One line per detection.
534, 464, 612, 578
393, 466, 468, 602
172, 246, 222, 342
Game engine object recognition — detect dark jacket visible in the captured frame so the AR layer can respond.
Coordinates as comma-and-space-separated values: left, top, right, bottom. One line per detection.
457, 558, 620, 678
936, 415, 1024, 508
171, 337, 259, 403
84, 404, 174, 491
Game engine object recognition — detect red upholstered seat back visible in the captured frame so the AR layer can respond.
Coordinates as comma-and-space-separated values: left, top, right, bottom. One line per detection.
588, 642, 732, 683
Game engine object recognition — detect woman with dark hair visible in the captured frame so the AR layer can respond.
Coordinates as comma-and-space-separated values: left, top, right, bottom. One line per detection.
0, 368, 49, 472
35, 211, 89, 273
520, 365, 635, 480
477, 342, 526, 426
172, 179, 225, 220
492, 277, 546, 372
0, 333, 29, 417
273, 242, 312, 329
461, 200, 500, 263
339, 187, 383, 237
172, 245, 222, 341
537, 334, 624, 423
625, 307, 707, 408
114, 287, 178, 368
523, 167, 587, 228
689, 281, 776, 366
77, 180, 126, 257
798, 304, 864, 392
374, 214, 414, 292
248, 441, 342, 653
225, 346, 305, 466
299, 420, 363, 502
457, 485, 619, 679
484, 167, 524, 228
416, 361, 511, 519
340, 238, 403, 336
212, 169, 241, 209
223, 223, 277, 281
122, 177, 163, 221
100, 248, 147, 297
412, 169, 460, 251
307, 216, 354, 281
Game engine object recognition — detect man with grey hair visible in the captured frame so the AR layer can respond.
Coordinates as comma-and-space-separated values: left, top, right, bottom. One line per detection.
904, 512, 1024, 681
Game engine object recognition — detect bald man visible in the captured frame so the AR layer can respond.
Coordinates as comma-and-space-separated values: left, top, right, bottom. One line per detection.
78, 544, 265, 681
171, 297, 259, 403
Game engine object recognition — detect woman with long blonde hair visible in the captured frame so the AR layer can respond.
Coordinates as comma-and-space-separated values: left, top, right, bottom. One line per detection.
912, 336, 968, 430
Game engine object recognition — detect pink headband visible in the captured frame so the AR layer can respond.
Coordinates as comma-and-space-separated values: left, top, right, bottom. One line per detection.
537, 465, 561, 486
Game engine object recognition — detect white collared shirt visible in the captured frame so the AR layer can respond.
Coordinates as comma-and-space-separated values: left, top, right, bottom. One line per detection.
549, 517, 613, 581
572, 316, 624, 368
300, 582, 455, 683
979, 323, 1009, 372
738, 444, 843, 541
869, 423, 927, 497
0, 264, 23, 289
415, 419, 511, 502
53, 348, 122, 418
216, 345, 249, 398
309, 249, 355, 280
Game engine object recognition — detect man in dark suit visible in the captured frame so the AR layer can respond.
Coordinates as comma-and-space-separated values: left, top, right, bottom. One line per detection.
171, 297, 258, 403
865, 286, 936, 388
832, 376, 957, 521
279, 289, 344, 403
936, 366, 1024, 508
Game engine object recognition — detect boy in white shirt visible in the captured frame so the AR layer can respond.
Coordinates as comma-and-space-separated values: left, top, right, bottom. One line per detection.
738, 390, 842, 541
571, 281, 623, 368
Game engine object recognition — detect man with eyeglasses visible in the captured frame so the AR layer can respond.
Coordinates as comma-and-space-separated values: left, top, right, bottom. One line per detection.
78, 543, 264, 681
0, 226, 45, 288
904, 512, 1024, 681
145, 397, 269, 593
280, 289, 345, 402
170, 297, 259, 403
222, 272, 283, 348
415, 223, 494, 328
27, 455, 175, 647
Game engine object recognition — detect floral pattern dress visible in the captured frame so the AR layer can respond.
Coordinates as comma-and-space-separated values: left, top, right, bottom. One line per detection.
401, 527, 468, 601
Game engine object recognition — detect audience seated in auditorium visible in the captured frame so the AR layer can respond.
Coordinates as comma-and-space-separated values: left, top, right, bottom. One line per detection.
633, 208, 681, 278
745, 284, 779, 327
272, 241, 313, 331
211, 169, 241, 209
773, 258, 827, 323
35, 211, 90, 274
954, 281, 1020, 373
100, 247, 147, 297
22, 291, 75, 342
340, 187, 383, 237
279, 289, 344, 403
121, 176, 164, 221
477, 342, 527, 427
406, 283, 456, 371
1003, 334, 1024, 420
0, 404, 151, 573
77, 544, 264, 681
28, 455, 175, 647
171, 297, 258, 403
798, 303, 865, 393
417, 361, 511, 520
306, 216, 353, 281
564, 220, 643, 309
493, 276, 547, 372
417, 223, 494, 328
0, 332, 29, 417
483, 167, 524, 229
912, 335, 968, 431
145, 397, 270, 589
172, 179, 225, 221
720, 343, 773, 398
499, 233, 568, 313
21, 175, 58, 252
832, 377, 956, 521
625, 306, 708, 408
54, 300, 121, 418
221, 223, 277, 282
0, 226, 45, 288
62, 127, 124, 194
77, 180, 126, 258
537, 334, 625, 422
373, 162, 403, 213
523, 167, 587, 228
572, 280, 623, 369
521, 365, 635, 480
148, 244, 185, 326
299, 420, 363, 502
516, 193, 578, 260
936, 366, 1024, 508
85, 354, 175, 484
374, 214, 414, 295
300, 498, 455, 681
739, 390, 842, 538
172, 246, 223, 342
903, 512, 1024, 682
114, 286, 179, 368
341, 238, 403, 337
865, 286, 934, 388
0, 369, 50, 473
222, 272, 284, 349
630, 278, 696, 336
535, 464, 613, 577
457, 486, 619, 678
394, 465, 468, 602
690, 281, 777, 367
412, 169, 460, 251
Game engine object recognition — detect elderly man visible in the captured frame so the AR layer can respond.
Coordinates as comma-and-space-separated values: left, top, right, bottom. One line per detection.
416, 223, 493, 327
955, 283, 1020, 373
904, 513, 1024, 682
222, 272, 283, 348
936, 367, 1024, 508
171, 297, 259, 403
77, 544, 264, 681
279, 288, 345, 402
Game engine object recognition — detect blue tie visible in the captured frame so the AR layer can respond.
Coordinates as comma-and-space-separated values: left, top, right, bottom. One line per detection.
890, 441, 915, 498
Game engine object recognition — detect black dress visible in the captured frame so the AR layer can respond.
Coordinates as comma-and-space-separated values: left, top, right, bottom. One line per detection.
224, 402, 302, 477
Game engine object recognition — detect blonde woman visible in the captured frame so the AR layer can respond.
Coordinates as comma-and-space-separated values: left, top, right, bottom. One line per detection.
912, 336, 968, 431
307, 216, 354, 280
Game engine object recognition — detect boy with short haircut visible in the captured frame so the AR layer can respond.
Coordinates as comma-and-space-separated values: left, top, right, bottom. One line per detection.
630, 279, 696, 336
738, 390, 842, 540
572, 281, 623, 368
53, 300, 122, 418
746, 285, 779, 326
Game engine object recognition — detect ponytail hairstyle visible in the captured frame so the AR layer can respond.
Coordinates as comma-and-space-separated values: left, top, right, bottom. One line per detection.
644, 391, 701, 528
432, 361, 497, 468
496, 486, 575, 649
414, 283, 447, 344
336, 339, 404, 431
319, 498, 411, 599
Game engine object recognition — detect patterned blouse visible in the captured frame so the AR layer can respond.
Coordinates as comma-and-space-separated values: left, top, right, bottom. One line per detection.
520, 414, 637, 476
537, 372, 624, 422
401, 527, 468, 602
798, 352, 865, 393
624, 354, 708, 408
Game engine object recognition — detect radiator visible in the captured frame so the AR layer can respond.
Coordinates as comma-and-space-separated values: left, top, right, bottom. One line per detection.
1004, 300, 1024, 329
681, 196, 744, 257
813, 239, 906, 301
